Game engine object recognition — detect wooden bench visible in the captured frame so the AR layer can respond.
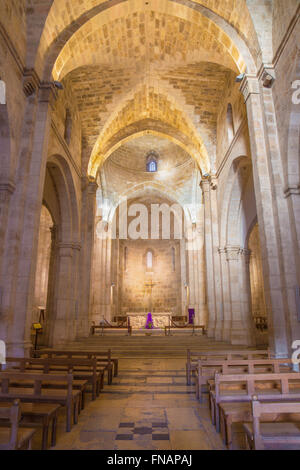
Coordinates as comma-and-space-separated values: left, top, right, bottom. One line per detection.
0, 401, 60, 450
165, 324, 206, 336
91, 323, 132, 336
35, 349, 116, 383
9, 356, 103, 401
243, 398, 300, 450
0, 371, 81, 432
0, 400, 36, 450
212, 371, 300, 438
186, 349, 270, 385
3, 357, 89, 410
196, 357, 293, 402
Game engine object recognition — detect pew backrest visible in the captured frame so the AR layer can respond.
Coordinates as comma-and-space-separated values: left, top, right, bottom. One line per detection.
3, 357, 98, 379
199, 358, 293, 378
34, 349, 112, 366
251, 398, 300, 450
215, 372, 300, 404
0, 371, 73, 401
0, 399, 20, 450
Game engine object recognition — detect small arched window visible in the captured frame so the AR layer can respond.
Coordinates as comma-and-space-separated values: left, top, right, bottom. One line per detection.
172, 247, 176, 272
124, 247, 128, 272
147, 250, 153, 269
226, 103, 234, 144
64, 108, 72, 145
146, 151, 158, 172
0, 80, 6, 105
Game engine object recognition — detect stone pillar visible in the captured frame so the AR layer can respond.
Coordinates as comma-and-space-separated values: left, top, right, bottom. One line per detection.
239, 249, 255, 346
0, 73, 56, 357
201, 178, 223, 338
91, 220, 113, 323
43, 225, 58, 346
219, 248, 231, 342
78, 177, 98, 337
49, 243, 74, 347
69, 243, 81, 341
225, 246, 250, 345
0, 181, 15, 269
201, 180, 216, 337
210, 177, 223, 340
240, 71, 299, 356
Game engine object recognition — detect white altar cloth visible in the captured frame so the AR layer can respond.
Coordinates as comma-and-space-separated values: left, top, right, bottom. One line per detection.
127, 313, 171, 329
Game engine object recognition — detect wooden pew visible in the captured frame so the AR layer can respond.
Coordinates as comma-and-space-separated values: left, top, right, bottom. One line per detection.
0, 400, 36, 450
0, 401, 60, 450
3, 357, 88, 410
212, 371, 300, 439
91, 322, 132, 337
35, 349, 117, 383
8, 356, 103, 401
165, 324, 206, 336
0, 372, 81, 432
196, 357, 292, 402
186, 349, 270, 385
243, 398, 300, 450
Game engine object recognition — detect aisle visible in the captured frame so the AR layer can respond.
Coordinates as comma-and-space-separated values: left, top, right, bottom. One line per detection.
52, 358, 226, 450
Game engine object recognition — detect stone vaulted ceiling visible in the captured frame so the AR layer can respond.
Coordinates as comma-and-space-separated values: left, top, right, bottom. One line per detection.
37, 0, 260, 178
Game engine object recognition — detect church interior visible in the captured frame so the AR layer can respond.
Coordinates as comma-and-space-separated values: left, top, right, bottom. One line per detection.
0, 0, 300, 452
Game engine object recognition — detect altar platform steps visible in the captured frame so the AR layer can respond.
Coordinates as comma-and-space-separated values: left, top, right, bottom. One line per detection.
65, 334, 243, 358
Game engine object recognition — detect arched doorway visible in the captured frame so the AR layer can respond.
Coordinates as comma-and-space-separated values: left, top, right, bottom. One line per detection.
248, 222, 268, 346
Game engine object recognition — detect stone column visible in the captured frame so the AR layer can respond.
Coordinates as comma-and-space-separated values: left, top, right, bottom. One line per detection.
43, 225, 58, 346
201, 180, 216, 337
225, 246, 250, 345
69, 243, 81, 341
240, 72, 298, 356
78, 177, 98, 337
91, 220, 113, 323
239, 248, 255, 346
179, 239, 186, 316
0, 72, 56, 357
0, 181, 15, 269
201, 178, 223, 338
48, 243, 74, 347
219, 248, 231, 341
210, 177, 223, 340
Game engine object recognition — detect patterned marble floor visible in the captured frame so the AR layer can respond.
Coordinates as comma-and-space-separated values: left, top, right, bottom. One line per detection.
37, 358, 233, 451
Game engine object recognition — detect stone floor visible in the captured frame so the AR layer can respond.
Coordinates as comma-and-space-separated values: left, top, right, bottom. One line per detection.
30, 334, 249, 450
49, 358, 228, 451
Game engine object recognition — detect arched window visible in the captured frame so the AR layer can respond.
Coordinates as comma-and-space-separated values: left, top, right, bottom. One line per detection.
226, 103, 234, 144
146, 151, 158, 172
172, 247, 176, 272
64, 108, 72, 145
124, 247, 128, 271
147, 250, 153, 269
0, 80, 6, 104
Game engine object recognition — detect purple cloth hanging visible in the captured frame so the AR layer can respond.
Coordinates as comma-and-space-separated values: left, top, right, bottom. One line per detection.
188, 309, 195, 325
145, 312, 154, 329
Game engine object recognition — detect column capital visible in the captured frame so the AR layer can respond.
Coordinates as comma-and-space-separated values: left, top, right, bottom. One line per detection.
82, 176, 98, 194
200, 179, 210, 193
23, 69, 41, 97
225, 246, 242, 261
240, 74, 260, 103
57, 241, 81, 256
284, 185, 300, 198
0, 180, 15, 195
39, 81, 58, 103
50, 224, 58, 243
240, 248, 252, 264
258, 64, 276, 89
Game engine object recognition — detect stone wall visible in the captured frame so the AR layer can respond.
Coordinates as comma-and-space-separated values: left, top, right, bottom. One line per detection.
119, 239, 182, 314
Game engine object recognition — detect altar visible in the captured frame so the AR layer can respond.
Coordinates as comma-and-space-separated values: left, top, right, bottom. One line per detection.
127, 313, 172, 329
